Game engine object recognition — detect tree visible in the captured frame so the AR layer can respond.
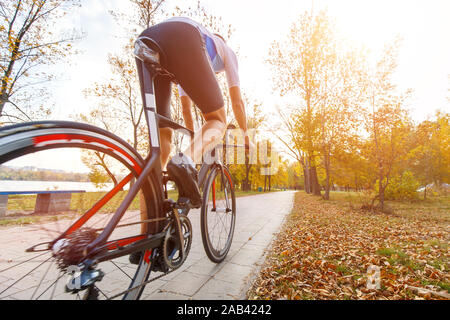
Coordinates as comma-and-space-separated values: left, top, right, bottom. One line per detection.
287, 162, 304, 190
408, 111, 450, 198
79, 0, 167, 184
85, 40, 147, 155
242, 99, 265, 191
268, 10, 337, 196
332, 141, 373, 192
0, 0, 81, 124
75, 112, 122, 186
362, 38, 413, 210
316, 44, 366, 199
82, 0, 235, 182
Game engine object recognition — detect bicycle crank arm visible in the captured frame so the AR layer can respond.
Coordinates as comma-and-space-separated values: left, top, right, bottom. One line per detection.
172, 208, 186, 264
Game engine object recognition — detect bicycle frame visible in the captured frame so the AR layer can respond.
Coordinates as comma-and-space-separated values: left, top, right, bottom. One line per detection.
47, 52, 219, 263
47, 37, 234, 263
83, 58, 189, 255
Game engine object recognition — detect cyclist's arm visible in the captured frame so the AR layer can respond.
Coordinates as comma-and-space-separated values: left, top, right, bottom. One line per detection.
180, 95, 195, 132
229, 86, 248, 139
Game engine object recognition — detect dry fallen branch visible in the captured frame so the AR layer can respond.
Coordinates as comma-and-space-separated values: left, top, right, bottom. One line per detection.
406, 285, 450, 300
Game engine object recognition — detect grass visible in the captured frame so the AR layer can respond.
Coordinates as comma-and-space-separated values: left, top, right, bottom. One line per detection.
326, 191, 450, 227
1, 188, 280, 227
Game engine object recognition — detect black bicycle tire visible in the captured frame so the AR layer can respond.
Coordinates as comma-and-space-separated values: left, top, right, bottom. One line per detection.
0, 121, 162, 300
200, 165, 236, 263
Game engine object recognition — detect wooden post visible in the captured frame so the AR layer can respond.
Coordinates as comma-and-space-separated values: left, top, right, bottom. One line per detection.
35, 193, 72, 214
0, 195, 8, 217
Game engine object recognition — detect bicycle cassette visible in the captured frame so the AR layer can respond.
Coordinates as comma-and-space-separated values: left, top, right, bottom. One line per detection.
52, 228, 98, 270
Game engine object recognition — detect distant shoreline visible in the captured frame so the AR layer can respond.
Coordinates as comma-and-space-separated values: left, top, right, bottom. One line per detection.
0, 180, 115, 193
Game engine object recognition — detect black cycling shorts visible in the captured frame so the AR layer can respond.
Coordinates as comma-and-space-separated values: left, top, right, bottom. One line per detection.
137, 21, 224, 125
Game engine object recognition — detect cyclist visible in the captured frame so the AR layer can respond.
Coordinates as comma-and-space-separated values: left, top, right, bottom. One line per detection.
136, 16, 248, 207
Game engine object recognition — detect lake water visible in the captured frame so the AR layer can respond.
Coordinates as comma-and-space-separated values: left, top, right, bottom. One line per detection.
0, 180, 115, 193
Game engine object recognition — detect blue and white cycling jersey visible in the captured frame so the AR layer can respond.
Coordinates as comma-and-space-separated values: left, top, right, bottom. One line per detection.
168, 17, 240, 97
203, 32, 225, 72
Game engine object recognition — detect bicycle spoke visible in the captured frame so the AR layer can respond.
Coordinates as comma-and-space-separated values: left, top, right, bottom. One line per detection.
49, 270, 60, 300
0, 122, 164, 299
0, 251, 50, 273
0, 255, 53, 298
110, 261, 133, 280
201, 167, 235, 263
30, 258, 54, 300
35, 272, 65, 300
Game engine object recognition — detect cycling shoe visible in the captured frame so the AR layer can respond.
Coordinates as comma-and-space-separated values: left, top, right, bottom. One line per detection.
167, 153, 202, 208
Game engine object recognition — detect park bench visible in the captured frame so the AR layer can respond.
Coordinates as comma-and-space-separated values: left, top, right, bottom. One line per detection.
0, 190, 86, 217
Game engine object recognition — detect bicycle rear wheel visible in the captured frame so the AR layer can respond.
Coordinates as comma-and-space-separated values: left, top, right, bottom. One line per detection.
200, 165, 236, 263
0, 121, 163, 300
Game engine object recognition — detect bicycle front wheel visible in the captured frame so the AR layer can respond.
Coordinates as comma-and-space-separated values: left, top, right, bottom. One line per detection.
0, 121, 163, 300
201, 165, 236, 263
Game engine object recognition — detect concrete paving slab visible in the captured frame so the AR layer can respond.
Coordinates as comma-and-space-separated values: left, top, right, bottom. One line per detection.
0, 191, 295, 300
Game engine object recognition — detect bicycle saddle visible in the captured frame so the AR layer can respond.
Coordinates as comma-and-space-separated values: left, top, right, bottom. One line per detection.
134, 37, 167, 67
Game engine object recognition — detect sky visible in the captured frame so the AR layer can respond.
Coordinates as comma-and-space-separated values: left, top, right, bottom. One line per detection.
49, 0, 450, 120
7, 0, 450, 172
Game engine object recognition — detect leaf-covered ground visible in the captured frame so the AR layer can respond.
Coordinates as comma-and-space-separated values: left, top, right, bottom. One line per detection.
248, 192, 449, 300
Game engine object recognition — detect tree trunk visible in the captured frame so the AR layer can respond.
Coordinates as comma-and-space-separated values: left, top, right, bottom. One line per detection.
324, 177, 330, 199
310, 166, 321, 196
323, 155, 330, 200
304, 162, 311, 194
378, 175, 385, 211
243, 156, 252, 191
0, 97, 7, 117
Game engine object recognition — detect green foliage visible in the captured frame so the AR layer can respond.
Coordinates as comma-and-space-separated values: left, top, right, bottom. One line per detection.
376, 171, 420, 200
88, 167, 111, 189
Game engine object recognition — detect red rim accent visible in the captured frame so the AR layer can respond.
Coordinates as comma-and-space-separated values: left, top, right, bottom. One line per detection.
33, 133, 142, 174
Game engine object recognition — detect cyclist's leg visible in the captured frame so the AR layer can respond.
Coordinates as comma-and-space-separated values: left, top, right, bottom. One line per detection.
147, 24, 227, 163
159, 127, 173, 169
138, 21, 226, 205
184, 107, 226, 164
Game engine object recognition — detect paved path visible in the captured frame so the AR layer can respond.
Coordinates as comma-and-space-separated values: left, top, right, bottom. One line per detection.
0, 191, 295, 300
140, 191, 295, 300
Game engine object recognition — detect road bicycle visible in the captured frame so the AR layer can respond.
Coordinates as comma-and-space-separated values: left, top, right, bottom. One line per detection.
0, 37, 237, 300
